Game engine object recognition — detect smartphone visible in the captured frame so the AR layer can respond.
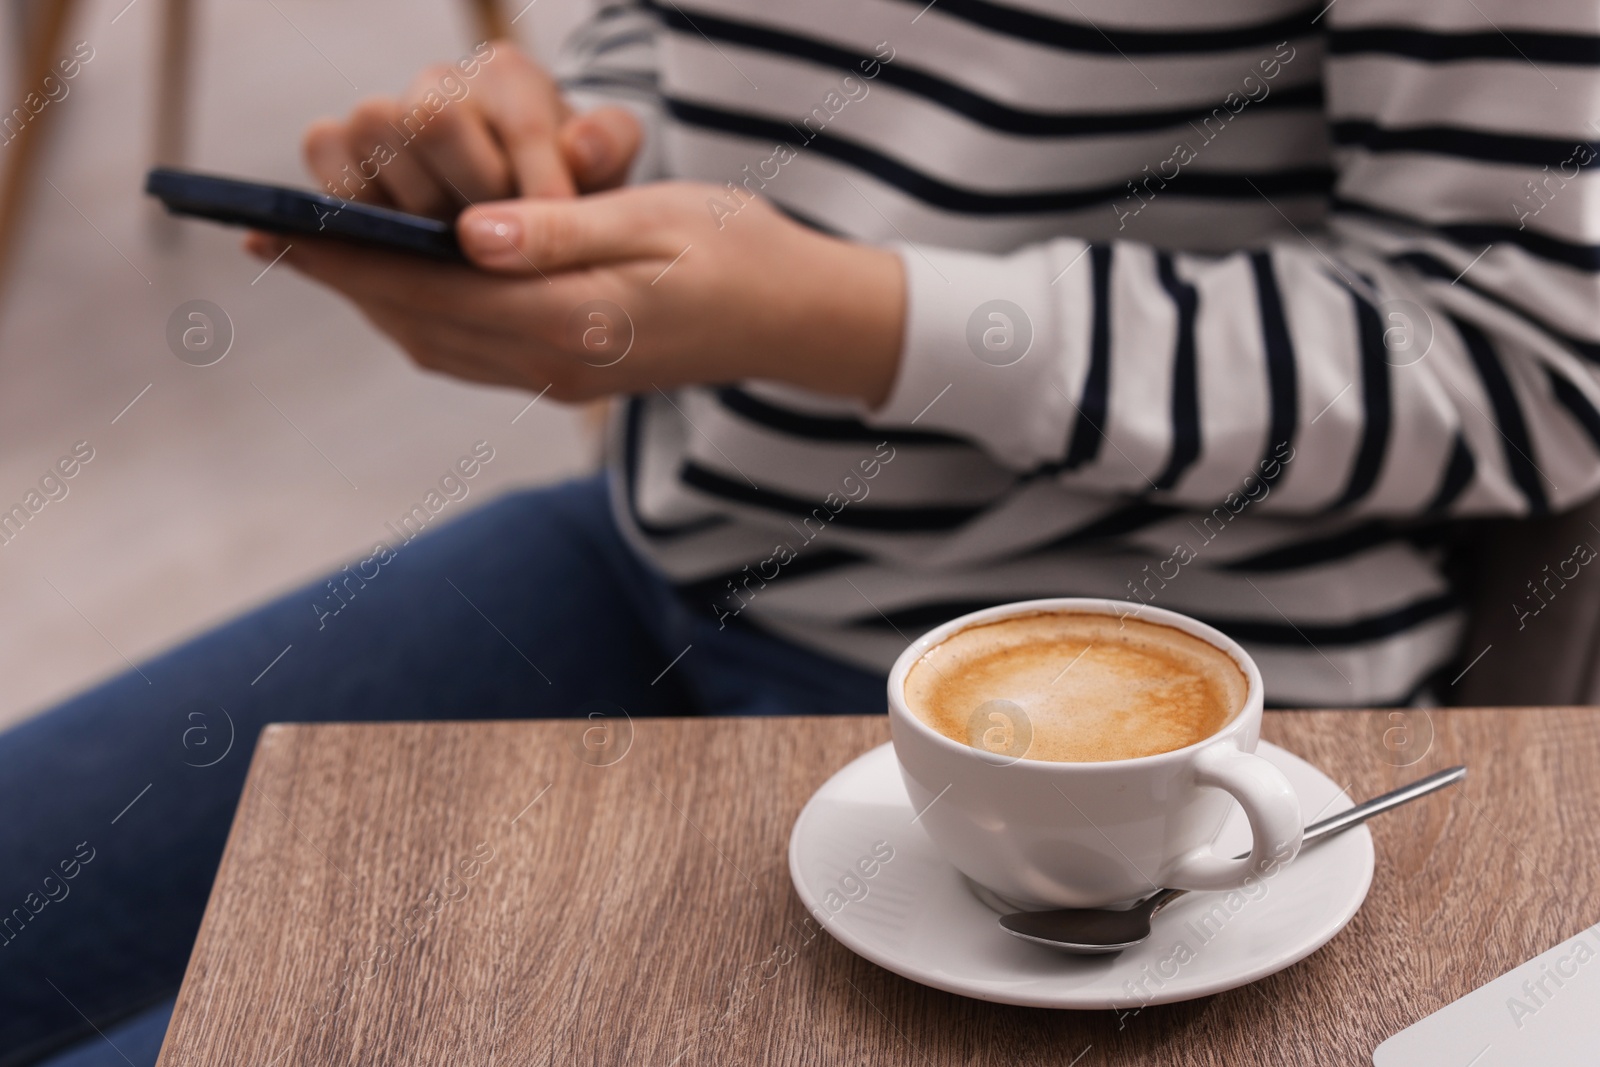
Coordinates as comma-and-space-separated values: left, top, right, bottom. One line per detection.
144, 167, 466, 263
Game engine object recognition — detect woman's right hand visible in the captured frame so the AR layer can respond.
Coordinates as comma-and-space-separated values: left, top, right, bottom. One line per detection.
301, 39, 642, 217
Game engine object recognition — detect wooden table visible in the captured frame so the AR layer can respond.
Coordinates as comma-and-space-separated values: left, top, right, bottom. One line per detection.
155, 710, 1593, 1066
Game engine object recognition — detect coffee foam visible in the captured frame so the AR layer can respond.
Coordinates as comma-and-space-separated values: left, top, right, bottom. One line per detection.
903, 611, 1249, 763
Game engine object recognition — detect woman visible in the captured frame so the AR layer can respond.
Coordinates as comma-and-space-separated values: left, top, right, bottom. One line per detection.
5, 1, 1598, 1061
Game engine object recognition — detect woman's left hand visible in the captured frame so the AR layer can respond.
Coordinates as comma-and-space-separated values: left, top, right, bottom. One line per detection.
248, 182, 905, 407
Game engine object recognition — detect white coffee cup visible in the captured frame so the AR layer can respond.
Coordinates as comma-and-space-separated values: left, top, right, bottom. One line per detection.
887, 598, 1302, 910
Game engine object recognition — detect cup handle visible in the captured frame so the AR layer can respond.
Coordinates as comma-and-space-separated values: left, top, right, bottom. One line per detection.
1162, 745, 1303, 892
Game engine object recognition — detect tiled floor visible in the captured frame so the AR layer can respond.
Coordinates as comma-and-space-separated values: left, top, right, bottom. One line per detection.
0, 0, 596, 728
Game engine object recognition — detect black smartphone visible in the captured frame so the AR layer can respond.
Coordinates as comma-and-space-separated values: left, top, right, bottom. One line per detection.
144, 167, 466, 263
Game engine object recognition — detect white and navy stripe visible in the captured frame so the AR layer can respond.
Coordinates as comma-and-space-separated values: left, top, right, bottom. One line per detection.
563, 0, 1600, 706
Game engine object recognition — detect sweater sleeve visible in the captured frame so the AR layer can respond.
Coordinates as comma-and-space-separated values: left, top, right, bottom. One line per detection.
553, 0, 666, 184
867, 0, 1600, 520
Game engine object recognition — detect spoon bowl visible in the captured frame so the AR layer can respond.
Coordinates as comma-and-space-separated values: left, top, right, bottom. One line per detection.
999, 902, 1159, 954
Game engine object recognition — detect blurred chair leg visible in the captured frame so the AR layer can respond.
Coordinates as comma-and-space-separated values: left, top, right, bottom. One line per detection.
0, 0, 79, 306
149, 0, 194, 245
153, 0, 193, 167
466, 0, 511, 42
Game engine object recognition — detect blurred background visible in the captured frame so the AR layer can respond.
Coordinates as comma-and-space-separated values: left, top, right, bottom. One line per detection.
0, 0, 598, 729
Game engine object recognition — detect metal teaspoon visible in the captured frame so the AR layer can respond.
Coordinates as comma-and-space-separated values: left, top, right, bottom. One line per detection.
998, 764, 1467, 954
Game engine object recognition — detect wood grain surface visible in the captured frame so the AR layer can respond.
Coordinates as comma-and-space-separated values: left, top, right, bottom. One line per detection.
154, 709, 1597, 1067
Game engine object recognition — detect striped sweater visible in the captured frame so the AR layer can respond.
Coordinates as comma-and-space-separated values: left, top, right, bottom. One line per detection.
559, 0, 1600, 706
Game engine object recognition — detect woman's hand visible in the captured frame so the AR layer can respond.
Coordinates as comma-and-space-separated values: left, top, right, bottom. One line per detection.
250, 183, 906, 407
301, 40, 642, 214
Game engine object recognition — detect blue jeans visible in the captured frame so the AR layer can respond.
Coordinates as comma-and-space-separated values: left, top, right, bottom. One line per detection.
0, 475, 885, 1066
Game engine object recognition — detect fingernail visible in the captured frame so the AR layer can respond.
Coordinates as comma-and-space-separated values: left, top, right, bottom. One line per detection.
460, 209, 523, 267
570, 128, 611, 178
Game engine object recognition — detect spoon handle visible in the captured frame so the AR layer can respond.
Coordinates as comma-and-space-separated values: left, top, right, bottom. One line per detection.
1147, 764, 1466, 919
1300, 764, 1466, 847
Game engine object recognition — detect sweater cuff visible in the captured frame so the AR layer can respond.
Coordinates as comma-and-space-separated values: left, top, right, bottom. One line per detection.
865, 242, 1085, 470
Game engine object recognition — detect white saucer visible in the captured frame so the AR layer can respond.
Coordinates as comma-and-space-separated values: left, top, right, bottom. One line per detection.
788, 741, 1373, 1009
